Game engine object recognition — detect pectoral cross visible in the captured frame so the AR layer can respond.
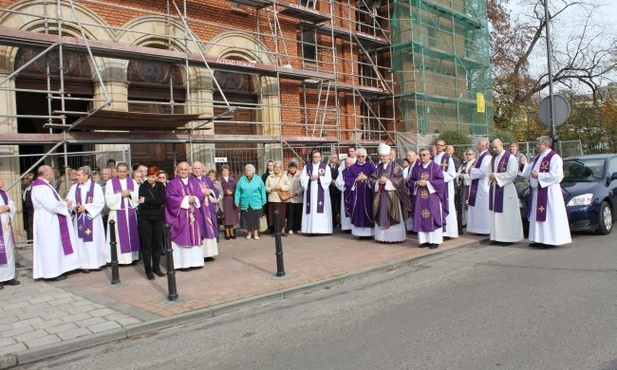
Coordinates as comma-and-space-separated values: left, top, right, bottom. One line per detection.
421, 209, 431, 218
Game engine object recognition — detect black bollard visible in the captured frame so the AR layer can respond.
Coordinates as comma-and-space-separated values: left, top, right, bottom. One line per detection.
163, 223, 179, 301
273, 209, 286, 277
108, 220, 120, 284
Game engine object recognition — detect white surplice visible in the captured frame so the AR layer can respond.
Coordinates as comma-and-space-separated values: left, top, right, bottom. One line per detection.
464, 150, 492, 234
105, 178, 140, 264
300, 162, 333, 234
32, 180, 81, 279
0, 193, 16, 282
67, 179, 107, 269
490, 152, 524, 243
521, 150, 571, 245
434, 152, 459, 238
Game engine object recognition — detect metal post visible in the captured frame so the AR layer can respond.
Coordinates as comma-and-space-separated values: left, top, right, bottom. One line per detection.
108, 220, 120, 285
163, 223, 179, 301
273, 209, 286, 277
544, 0, 558, 148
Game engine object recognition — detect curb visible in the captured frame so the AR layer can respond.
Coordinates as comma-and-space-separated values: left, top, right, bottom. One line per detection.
7, 237, 484, 368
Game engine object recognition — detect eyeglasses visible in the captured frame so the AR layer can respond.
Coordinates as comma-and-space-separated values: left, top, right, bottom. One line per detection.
420, 154, 430, 157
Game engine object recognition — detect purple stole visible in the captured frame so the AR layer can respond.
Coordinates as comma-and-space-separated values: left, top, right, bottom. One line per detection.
0, 190, 10, 264
489, 151, 511, 213
31, 178, 74, 255
111, 177, 140, 253
467, 151, 490, 207
531, 150, 557, 222
75, 181, 95, 242
305, 162, 327, 214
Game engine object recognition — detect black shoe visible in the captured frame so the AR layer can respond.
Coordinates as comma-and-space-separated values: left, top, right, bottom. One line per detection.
500, 242, 513, 246
231, 235, 237, 239
50, 274, 67, 281
4, 279, 20, 286
204, 257, 216, 262
82, 269, 91, 273
146, 273, 155, 280
489, 240, 499, 245
418, 243, 429, 248
428, 244, 439, 249
225, 235, 231, 240
153, 270, 166, 277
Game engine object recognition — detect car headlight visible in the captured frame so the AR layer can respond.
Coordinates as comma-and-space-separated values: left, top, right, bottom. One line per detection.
567, 193, 593, 206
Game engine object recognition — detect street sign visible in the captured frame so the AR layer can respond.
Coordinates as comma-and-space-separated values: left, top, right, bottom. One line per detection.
539, 95, 570, 127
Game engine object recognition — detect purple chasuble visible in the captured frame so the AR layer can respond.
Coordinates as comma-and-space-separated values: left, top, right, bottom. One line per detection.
0, 190, 10, 264
345, 162, 376, 228
111, 177, 140, 253
75, 181, 95, 242
165, 177, 205, 247
305, 162, 327, 214
467, 151, 490, 207
410, 161, 445, 232
531, 150, 557, 222
193, 175, 218, 239
31, 178, 74, 255
489, 151, 511, 213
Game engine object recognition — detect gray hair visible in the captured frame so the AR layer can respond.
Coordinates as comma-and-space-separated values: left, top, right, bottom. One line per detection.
476, 137, 489, 150
78, 166, 92, 177
273, 161, 282, 169
357, 148, 367, 156
245, 164, 256, 173
537, 135, 553, 148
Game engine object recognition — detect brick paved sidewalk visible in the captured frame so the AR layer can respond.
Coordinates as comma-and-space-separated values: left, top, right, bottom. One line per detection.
0, 231, 484, 368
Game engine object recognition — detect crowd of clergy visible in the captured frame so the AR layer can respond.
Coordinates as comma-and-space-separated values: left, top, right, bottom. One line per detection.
0, 135, 570, 287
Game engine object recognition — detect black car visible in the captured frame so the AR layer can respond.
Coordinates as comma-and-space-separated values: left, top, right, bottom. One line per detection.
561, 154, 617, 234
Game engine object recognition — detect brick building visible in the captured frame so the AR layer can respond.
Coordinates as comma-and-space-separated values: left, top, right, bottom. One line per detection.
0, 0, 492, 234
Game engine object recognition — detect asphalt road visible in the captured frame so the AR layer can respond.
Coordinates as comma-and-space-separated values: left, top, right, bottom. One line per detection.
19, 232, 617, 370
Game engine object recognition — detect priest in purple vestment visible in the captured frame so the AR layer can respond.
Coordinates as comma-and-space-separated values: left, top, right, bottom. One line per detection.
409, 148, 446, 249
344, 148, 376, 238
369, 143, 411, 243
165, 161, 206, 269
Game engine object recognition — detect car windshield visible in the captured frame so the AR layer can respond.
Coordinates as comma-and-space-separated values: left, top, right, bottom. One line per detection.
563, 158, 605, 182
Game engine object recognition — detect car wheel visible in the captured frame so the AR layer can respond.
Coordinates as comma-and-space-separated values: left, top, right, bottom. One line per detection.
596, 201, 613, 235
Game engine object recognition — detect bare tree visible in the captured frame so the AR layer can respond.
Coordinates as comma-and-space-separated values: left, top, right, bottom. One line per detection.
489, 0, 617, 134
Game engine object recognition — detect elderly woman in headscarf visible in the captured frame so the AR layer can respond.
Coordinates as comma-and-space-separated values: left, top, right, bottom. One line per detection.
234, 164, 266, 239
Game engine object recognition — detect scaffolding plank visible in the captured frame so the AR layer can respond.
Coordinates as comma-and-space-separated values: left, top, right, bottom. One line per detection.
314, 24, 389, 48
276, 1, 330, 23
303, 80, 389, 96
0, 28, 334, 81
0, 132, 280, 145
223, 0, 272, 8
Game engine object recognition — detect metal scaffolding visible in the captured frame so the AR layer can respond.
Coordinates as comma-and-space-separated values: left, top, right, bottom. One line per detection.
0, 0, 493, 172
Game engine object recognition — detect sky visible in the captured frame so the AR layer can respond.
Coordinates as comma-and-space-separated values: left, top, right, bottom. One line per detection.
505, 0, 617, 92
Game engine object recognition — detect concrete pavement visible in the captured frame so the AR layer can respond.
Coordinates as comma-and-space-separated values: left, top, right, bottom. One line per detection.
0, 230, 484, 368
